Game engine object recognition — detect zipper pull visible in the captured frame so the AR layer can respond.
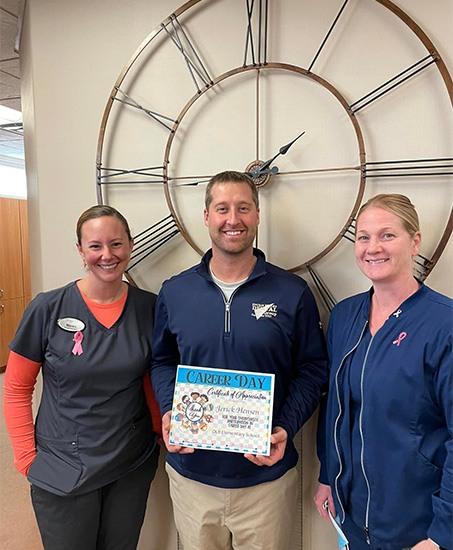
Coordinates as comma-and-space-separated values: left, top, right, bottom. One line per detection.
364, 526, 371, 545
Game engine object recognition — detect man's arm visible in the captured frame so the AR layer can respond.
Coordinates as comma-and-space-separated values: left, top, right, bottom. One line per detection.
151, 290, 195, 454
273, 286, 328, 441
150, 291, 180, 415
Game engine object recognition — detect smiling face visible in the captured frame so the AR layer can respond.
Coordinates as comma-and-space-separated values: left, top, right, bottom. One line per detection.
204, 181, 260, 257
355, 206, 421, 285
77, 216, 133, 285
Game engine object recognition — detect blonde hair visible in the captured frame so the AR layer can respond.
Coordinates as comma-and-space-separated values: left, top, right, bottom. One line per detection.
357, 194, 420, 236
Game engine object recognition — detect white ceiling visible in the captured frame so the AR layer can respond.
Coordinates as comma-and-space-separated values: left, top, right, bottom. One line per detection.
0, 0, 24, 161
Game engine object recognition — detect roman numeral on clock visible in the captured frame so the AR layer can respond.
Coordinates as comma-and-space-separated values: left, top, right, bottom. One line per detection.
163, 15, 213, 92
244, 0, 269, 66
127, 215, 180, 272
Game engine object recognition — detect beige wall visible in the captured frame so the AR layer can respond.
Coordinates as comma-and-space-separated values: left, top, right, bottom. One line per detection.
18, 1, 452, 549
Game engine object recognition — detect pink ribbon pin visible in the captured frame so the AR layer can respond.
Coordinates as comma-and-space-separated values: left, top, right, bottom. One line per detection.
392, 332, 407, 346
72, 330, 84, 355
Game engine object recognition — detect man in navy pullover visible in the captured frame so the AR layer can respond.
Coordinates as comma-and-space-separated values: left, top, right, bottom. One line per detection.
151, 171, 327, 549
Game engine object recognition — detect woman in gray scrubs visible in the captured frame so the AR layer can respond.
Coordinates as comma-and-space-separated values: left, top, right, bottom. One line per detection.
4, 205, 160, 550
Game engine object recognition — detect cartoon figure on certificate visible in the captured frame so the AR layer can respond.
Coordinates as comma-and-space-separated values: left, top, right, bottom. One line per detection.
173, 392, 214, 431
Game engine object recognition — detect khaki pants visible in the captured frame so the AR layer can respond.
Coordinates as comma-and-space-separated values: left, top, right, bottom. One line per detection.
166, 463, 299, 550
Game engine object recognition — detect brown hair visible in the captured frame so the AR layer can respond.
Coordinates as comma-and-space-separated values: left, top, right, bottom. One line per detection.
76, 205, 132, 245
205, 171, 259, 210
357, 194, 420, 236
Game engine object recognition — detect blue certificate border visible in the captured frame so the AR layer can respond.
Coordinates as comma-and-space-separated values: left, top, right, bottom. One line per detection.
176, 365, 274, 391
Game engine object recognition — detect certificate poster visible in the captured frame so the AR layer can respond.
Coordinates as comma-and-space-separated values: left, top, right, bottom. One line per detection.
169, 365, 275, 455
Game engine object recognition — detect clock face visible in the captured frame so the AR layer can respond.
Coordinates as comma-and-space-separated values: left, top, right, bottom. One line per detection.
96, 0, 452, 314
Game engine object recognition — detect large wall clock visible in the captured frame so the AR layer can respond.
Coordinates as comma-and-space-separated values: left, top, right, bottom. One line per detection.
96, 0, 452, 317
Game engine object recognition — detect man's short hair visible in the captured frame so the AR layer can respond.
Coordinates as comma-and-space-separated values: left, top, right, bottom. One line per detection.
205, 171, 259, 210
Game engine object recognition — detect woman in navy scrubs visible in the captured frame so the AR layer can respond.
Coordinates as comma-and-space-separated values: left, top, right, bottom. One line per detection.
4, 205, 160, 550
314, 194, 452, 550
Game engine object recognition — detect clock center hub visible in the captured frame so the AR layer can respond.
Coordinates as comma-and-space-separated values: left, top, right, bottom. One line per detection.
245, 160, 273, 188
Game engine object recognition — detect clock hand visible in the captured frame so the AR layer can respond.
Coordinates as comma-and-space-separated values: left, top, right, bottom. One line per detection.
278, 165, 361, 176
245, 166, 279, 178
254, 131, 305, 175
257, 166, 279, 176
169, 169, 279, 186
170, 163, 358, 187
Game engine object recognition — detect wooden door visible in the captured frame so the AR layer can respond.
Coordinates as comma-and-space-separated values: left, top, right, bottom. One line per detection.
0, 198, 30, 369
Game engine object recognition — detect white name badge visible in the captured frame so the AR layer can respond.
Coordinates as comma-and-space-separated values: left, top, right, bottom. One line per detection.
57, 317, 86, 332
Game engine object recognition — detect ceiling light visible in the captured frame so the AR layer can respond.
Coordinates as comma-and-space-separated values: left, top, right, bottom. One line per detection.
0, 105, 23, 126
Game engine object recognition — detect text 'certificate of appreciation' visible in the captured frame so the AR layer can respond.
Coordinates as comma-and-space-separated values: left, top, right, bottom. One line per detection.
169, 365, 275, 455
